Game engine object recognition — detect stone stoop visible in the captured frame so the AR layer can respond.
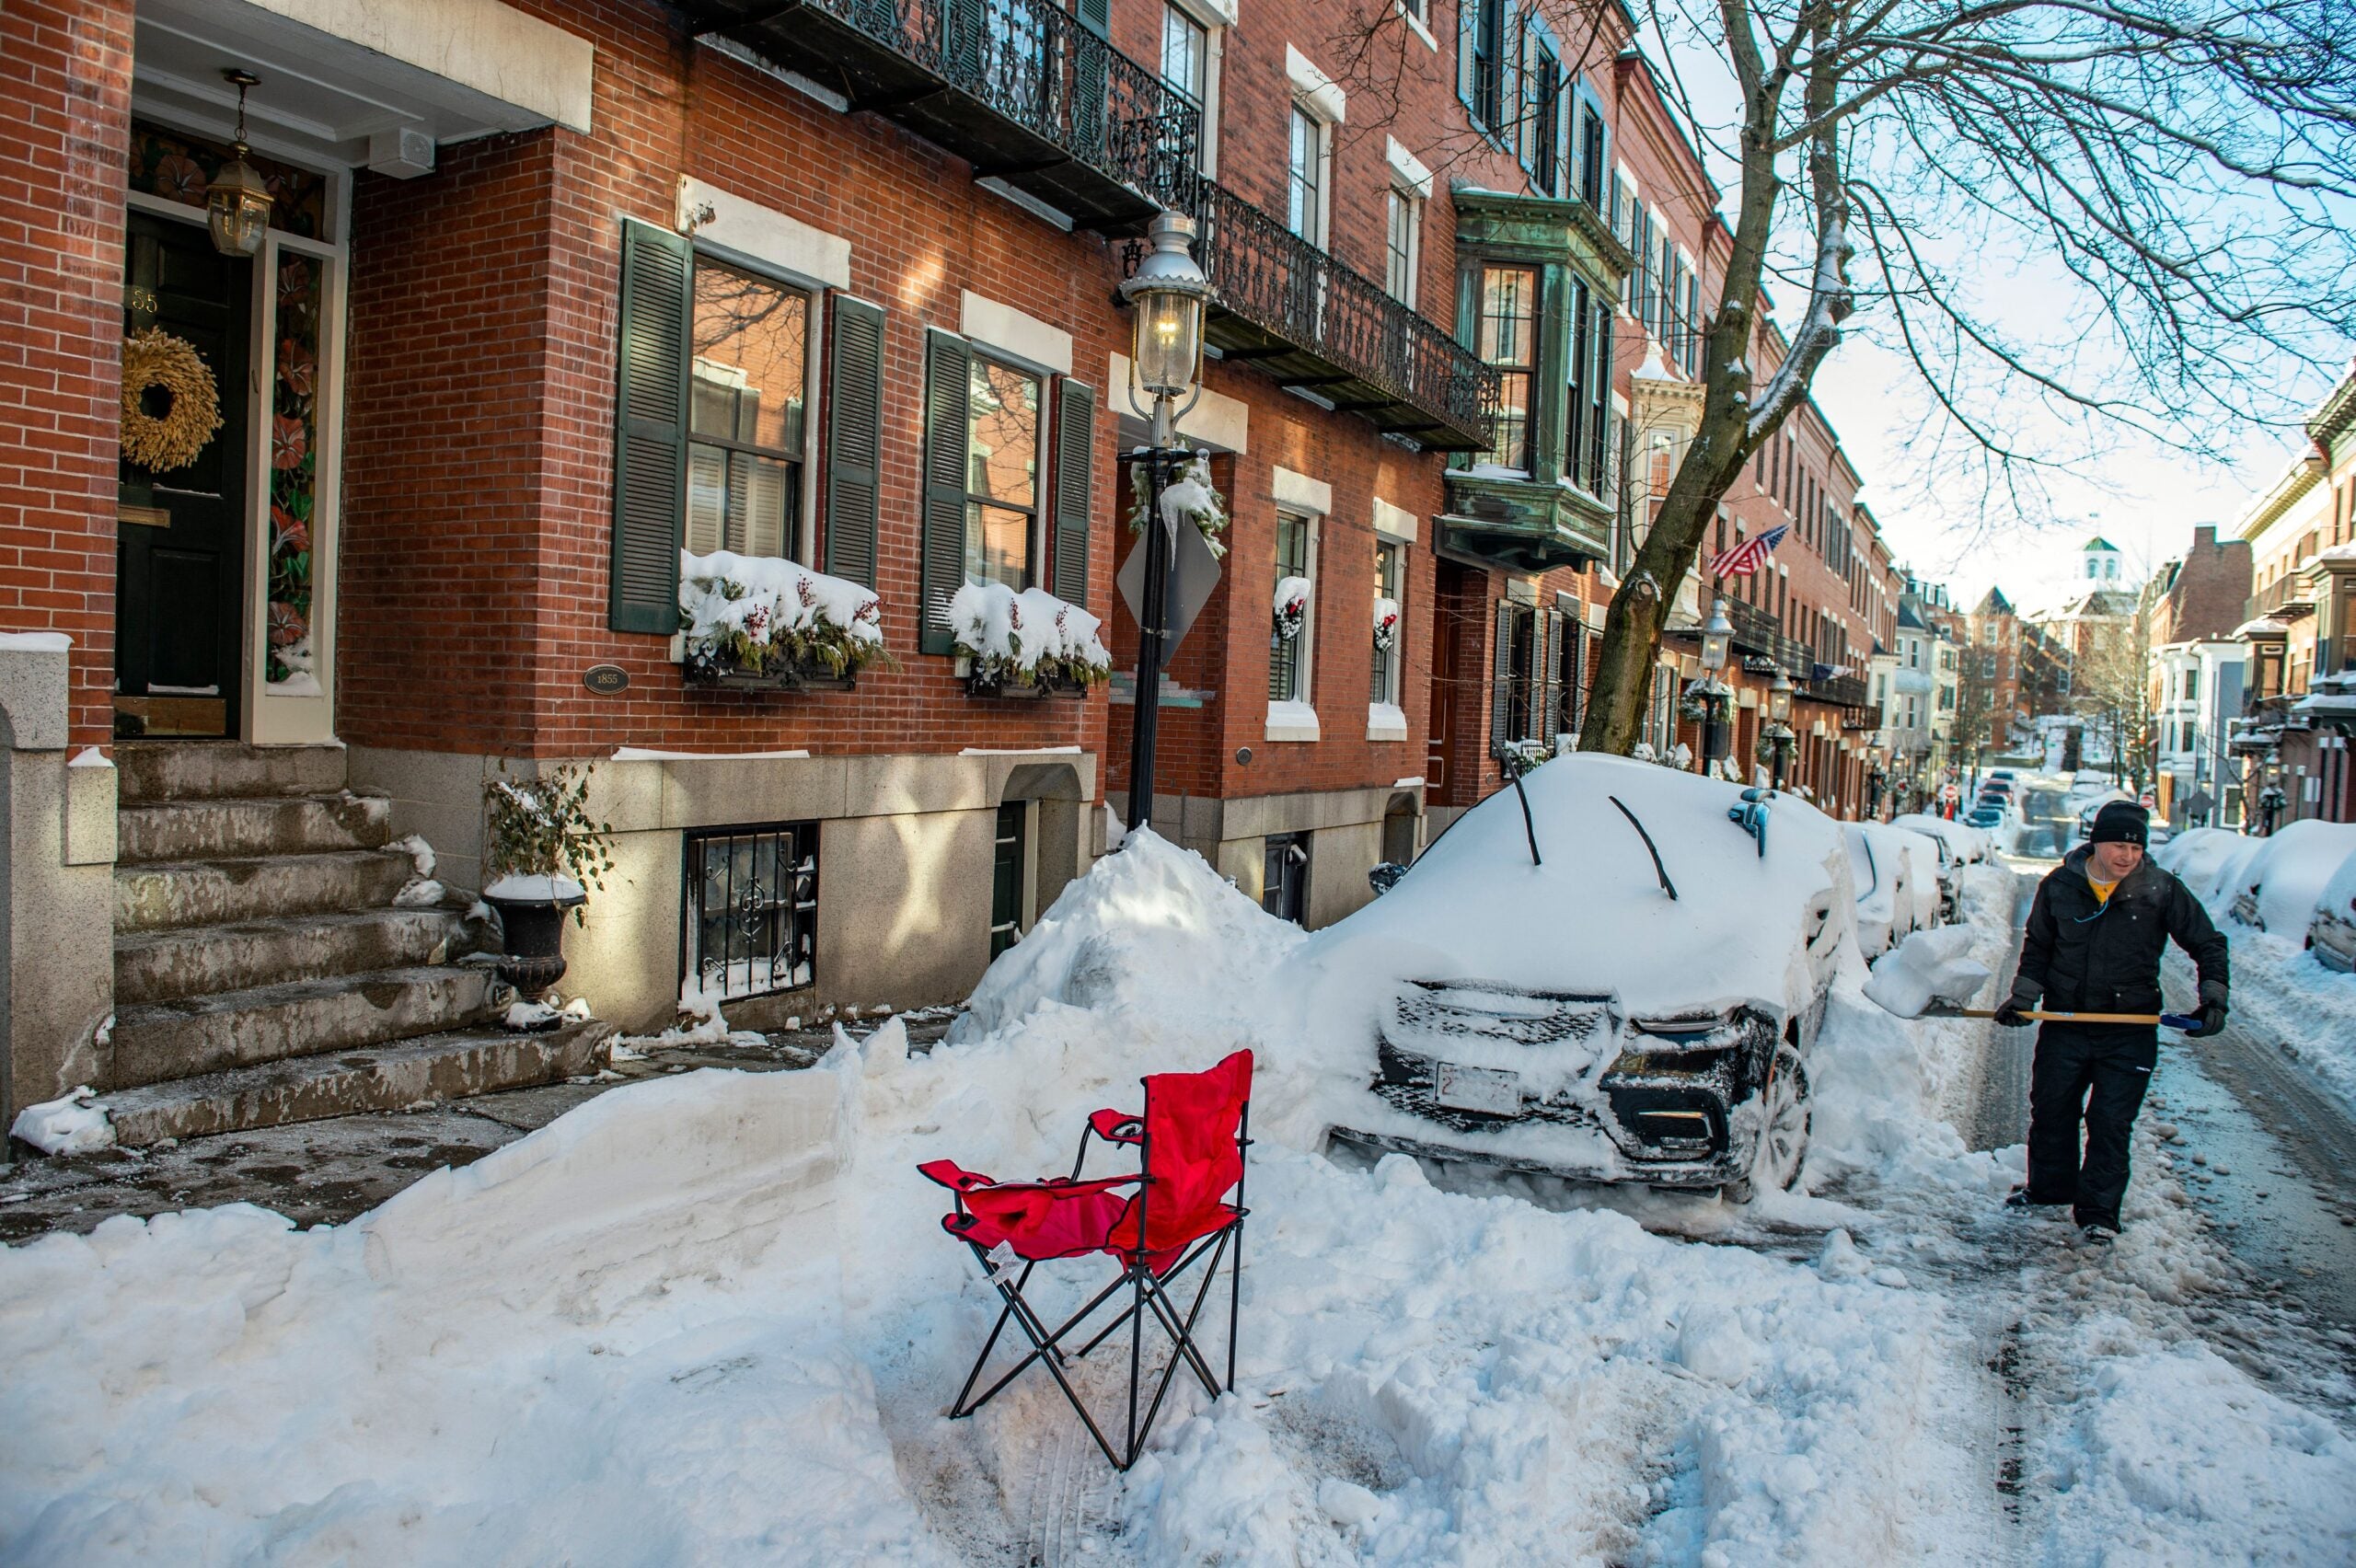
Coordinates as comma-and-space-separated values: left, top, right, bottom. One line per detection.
98, 743, 610, 1148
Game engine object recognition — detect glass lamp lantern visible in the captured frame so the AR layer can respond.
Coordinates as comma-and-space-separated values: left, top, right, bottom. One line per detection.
1119, 211, 1212, 398
206, 70, 272, 259
1769, 669, 1794, 725
1701, 596, 1733, 673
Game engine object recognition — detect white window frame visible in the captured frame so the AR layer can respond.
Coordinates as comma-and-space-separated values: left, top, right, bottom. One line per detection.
1287, 100, 1333, 248
960, 348, 1053, 593
1268, 468, 1327, 741
683, 253, 825, 566
1369, 507, 1412, 740
1384, 182, 1422, 306
1161, 0, 1227, 178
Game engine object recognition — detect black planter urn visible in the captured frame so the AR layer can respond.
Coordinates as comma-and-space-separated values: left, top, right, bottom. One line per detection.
485, 885, 588, 997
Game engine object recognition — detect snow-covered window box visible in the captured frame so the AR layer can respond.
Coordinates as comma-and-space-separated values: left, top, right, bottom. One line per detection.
677, 549, 889, 693
952, 582, 1112, 699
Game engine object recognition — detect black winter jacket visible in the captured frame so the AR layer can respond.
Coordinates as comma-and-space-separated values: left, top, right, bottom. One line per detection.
2009, 847, 2229, 1016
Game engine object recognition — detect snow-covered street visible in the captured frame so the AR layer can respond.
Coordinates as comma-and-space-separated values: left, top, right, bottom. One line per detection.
5, 833, 2354, 1564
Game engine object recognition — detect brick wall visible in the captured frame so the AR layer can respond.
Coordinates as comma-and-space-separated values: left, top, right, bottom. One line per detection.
0, 0, 134, 748
2162, 525, 2253, 645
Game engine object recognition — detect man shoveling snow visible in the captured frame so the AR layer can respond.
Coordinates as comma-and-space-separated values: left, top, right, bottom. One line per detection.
1996, 801, 2229, 1243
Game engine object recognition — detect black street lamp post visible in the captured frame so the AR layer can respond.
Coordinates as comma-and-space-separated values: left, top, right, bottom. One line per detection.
1117, 212, 1212, 835
1765, 668, 1796, 792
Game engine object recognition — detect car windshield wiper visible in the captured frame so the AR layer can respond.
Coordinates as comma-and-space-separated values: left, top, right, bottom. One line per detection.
1609, 794, 1678, 901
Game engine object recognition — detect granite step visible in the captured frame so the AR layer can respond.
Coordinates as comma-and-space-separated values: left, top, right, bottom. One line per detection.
114, 848, 420, 933
116, 790, 393, 865
115, 740, 347, 805
98, 1020, 616, 1147
114, 906, 473, 1008
107, 965, 495, 1089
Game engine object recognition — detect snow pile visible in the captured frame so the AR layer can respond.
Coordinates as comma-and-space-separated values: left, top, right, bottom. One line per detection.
678, 548, 884, 679
953, 829, 1300, 1043
1894, 812, 1987, 864
620, 986, 768, 1051
2214, 819, 2356, 932
1864, 925, 1993, 1020
7, 1086, 114, 1156
2154, 826, 2251, 903
947, 582, 1111, 686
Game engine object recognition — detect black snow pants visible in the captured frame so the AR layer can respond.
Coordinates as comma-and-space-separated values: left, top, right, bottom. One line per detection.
2024, 1021, 2158, 1229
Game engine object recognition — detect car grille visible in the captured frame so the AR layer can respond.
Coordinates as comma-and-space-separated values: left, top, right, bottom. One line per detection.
1389, 982, 1617, 1049
1374, 984, 1620, 1132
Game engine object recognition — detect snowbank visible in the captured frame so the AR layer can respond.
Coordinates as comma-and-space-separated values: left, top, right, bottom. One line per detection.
7, 1086, 114, 1156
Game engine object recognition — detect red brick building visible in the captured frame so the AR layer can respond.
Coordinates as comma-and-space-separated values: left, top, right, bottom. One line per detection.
0, 0, 1916, 1130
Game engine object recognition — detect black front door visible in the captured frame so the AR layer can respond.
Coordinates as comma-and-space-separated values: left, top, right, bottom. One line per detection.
117, 211, 248, 739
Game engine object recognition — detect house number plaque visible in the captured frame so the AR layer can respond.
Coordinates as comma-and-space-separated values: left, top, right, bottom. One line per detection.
583, 664, 629, 696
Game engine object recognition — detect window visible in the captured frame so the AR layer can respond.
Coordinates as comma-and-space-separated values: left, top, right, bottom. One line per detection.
964, 356, 1044, 590
1461, 0, 1507, 132
1270, 512, 1312, 702
1501, 600, 1539, 741
1288, 103, 1327, 246
1386, 185, 1422, 305
687, 260, 811, 559
1477, 264, 1538, 470
1263, 832, 1311, 922
1554, 607, 1585, 735
683, 822, 817, 1000
989, 801, 1028, 958
1372, 538, 1403, 704
2185, 666, 2199, 702
1522, 28, 1562, 196
1161, 4, 1207, 103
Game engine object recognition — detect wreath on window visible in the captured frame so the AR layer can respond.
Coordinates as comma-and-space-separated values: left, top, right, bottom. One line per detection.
1273, 576, 1311, 643
1127, 449, 1229, 558
119, 328, 224, 473
1372, 598, 1400, 651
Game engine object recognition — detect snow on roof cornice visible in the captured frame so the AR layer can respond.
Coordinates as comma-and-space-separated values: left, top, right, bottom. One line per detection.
2233, 453, 2325, 544
2233, 617, 2291, 638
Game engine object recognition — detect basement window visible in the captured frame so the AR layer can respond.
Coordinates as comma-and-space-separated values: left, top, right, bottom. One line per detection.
682, 822, 818, 1000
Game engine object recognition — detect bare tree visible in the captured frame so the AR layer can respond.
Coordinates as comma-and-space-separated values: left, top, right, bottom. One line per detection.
1327, 0, 2356, 755
2069, 595, 2157, 790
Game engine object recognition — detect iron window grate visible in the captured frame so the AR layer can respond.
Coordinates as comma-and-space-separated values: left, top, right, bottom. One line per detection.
681, 822, 818, 1001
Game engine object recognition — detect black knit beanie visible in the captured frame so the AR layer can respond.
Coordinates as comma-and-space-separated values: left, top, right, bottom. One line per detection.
2088, 801, 2148, 847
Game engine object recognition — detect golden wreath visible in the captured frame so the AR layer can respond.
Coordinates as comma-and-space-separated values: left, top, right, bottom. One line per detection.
119, 327, 224, 472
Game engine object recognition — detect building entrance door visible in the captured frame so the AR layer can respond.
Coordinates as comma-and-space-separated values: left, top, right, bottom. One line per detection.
1426, 560, 1467, 797
116, 210, 248, 739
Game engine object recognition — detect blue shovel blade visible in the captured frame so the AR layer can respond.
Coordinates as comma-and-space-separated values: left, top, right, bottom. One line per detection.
2161, 1013, 2201, 1032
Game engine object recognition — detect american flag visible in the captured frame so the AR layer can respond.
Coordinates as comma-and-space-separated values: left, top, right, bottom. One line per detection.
1710, 525, 1788, 578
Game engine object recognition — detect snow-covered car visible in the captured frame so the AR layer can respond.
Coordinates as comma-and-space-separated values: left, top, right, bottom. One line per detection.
1299, 754, 1853, 1201
2154, 826, 2247, 900
1844, 822, 1923, 958
1893, 812, 1987, 866
1894, 828, 1948, 928
2312, 849, 2356, 973
2223, 820, 2356, 932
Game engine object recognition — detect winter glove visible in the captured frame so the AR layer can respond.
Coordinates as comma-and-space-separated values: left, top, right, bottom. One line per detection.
2186, 1000, 2228, 1039
1993, 997, 2032, 1028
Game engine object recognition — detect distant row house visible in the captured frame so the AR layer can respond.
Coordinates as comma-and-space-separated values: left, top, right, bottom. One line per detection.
1, 0, 1911, 1136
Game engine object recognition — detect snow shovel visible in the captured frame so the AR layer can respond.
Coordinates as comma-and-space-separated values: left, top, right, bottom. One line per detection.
1932, 1006, 2204, 1031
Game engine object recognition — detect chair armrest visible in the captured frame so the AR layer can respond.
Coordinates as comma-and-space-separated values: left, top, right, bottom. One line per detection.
1088, 1110, 1144, 1144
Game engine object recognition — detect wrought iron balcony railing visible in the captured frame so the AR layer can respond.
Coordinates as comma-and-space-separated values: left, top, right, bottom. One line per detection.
1140, 181, 1497, 452
1807, 671, 1873, 710
1724, 596, 1814, 679
687, 0, 1197, 234
2248, 573, 2316, 620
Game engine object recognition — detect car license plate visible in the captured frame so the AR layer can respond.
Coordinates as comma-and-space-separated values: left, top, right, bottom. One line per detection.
1434, 1062, 1520, 1115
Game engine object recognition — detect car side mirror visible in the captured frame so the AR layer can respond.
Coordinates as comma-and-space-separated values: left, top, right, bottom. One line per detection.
1368, 862, 1407, 896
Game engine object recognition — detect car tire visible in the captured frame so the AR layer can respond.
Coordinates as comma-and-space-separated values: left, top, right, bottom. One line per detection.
1725, 1047, 1811, 1205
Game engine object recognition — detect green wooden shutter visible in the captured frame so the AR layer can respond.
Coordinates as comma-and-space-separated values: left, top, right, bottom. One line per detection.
1074, 0, 1108, 36
823, 294, 885, 589
1490, 600, 1514, 757
1457, 0, 1479, 118
1539, 606, 1562, 746
919, 329, 974, 656
1052, 379, 1095, 605
609, 219, 691, 634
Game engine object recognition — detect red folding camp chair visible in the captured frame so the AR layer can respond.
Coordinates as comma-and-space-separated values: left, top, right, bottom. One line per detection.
918, 1048, 1253, 1471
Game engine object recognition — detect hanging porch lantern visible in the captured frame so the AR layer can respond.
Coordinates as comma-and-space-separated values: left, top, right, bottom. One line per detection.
206, 70, 273, 258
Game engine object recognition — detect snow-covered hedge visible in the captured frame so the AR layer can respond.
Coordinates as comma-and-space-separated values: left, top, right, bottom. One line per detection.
677, 549, 884, 681
949, 582, 1111, 689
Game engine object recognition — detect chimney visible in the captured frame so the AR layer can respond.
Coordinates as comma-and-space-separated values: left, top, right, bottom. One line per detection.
2193, 525, 2217, 552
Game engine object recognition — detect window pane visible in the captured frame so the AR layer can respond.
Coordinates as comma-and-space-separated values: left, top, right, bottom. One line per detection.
686, 443, 729, 556
692, 262, 807, 453
966, 357, 1039, 508
1288, 108, 1322, 242
1161, 5, 1206, 101
1488, 371, 1530, 471
1386, 190, 1414, 301
1478, 266, 1537, 368
966, 502, 1032, 590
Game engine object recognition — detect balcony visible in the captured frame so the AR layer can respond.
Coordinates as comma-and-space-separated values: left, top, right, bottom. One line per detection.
1158, 181, 1497, 452
2248, 573, 2317, 620
1724, 597, 1814, 679
687, 0, 1197, 235
1806, 671, 1873, 710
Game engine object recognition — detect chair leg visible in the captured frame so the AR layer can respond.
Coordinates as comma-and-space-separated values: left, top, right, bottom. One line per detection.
1126, 1265, 1146, 1467
1138, 1230, 1230, 1400
959, 1265, 1138, 1418
1227, 1215, 1244, 1394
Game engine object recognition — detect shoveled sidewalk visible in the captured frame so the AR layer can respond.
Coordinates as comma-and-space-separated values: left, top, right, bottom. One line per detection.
0, 1011, 957, 1246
